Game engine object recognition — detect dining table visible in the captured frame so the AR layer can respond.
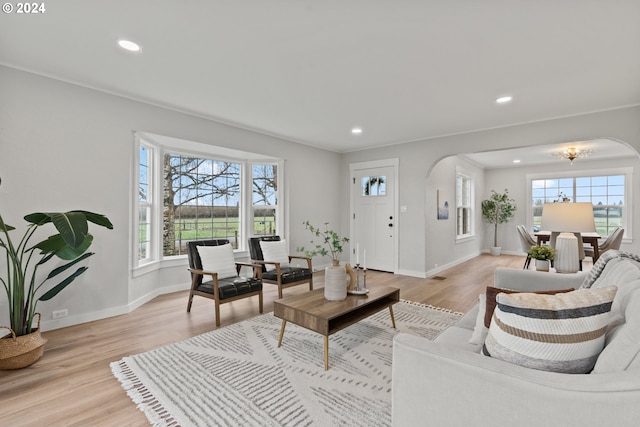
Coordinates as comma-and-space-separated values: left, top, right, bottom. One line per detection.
534, 231, 602, 262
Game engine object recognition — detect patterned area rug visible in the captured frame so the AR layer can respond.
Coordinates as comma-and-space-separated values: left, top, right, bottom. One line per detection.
111, 300, 461, 427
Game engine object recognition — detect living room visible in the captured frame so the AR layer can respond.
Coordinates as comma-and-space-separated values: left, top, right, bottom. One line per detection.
1, 1, 640, 425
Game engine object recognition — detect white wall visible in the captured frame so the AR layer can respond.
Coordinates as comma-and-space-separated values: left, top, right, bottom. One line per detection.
341, 105, 640, 276
424, 156, 485, 275
0, 66, 342, 331
484, 156, 640, 256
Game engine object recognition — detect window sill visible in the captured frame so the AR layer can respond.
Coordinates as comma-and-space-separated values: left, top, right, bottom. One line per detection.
132, 250, 251, 277
456, 235, 475, 244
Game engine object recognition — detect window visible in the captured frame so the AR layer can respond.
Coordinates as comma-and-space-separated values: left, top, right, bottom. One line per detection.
164, 154, 242, 255
456, 173, 472, 237
252, 164, 278, 235
133, 133, 283, 269
361, 175, 387, 196
138, 144, 152, 262
530, 171, 630, 237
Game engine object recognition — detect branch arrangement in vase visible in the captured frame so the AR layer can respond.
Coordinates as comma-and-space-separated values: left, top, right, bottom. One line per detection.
296, 221, 349, 266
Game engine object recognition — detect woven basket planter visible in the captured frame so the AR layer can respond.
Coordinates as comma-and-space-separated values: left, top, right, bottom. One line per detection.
0, 313, 47, 370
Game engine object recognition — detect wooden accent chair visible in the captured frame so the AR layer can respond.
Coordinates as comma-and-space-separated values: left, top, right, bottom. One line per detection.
186, 239, 263, 326
248, 236, 313, 299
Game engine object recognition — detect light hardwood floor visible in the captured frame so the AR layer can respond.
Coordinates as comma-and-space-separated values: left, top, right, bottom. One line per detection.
0, 254, 591, 426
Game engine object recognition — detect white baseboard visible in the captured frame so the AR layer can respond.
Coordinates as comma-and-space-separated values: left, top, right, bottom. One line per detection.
396, 269, 428, 278
424, 251, 482, 278
40, 281, 191, 332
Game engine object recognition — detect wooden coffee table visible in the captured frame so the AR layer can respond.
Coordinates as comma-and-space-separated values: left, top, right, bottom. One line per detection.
273, 286, 400, 370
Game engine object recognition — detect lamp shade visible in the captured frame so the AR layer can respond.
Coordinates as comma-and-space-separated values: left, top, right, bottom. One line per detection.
540, 202, 596, 233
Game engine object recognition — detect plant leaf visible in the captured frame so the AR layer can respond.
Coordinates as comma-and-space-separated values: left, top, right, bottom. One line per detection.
0, 216, 15, 232
38, 266, 89, 301
33, 234, 93, 260
50, 212, 88, 247
25, 212, 88, 248
46, 252, 94, 279
71, 210, 114, 229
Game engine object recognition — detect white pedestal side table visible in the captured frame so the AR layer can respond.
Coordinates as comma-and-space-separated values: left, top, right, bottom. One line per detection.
555, 232, 579, 273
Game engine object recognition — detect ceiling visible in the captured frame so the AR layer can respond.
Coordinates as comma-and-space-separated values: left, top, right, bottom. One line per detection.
1, 1, 639, 154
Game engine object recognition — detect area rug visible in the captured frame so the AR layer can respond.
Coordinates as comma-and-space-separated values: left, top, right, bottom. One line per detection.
111, 300, 461, 427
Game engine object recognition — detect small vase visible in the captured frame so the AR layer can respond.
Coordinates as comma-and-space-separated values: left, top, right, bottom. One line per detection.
535, 259, 550, 272
324, 261, 347, 301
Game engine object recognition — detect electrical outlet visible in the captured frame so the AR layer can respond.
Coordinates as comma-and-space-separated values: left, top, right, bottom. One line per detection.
52, 309, 68, 319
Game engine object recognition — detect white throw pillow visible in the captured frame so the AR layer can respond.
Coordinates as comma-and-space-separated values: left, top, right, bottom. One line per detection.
260, 239, 290, 271
484, 286, 617, 374
196, 244, 237, 279
468, 293, 488, 345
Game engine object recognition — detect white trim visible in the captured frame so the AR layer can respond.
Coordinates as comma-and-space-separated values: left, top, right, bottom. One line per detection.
349, 158, 399, 274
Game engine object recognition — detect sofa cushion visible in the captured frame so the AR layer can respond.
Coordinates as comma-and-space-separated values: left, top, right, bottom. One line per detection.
197, 244, 237, 279
259, 239, 290, 271
435, 326, 483, 353
592, 287, 640, 373
468, 287, 574, 346
483, 286, 617, 374
468, 294, 488, 345
484, 287, 575, 328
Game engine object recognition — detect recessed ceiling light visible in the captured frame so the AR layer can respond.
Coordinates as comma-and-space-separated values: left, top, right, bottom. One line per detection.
118, 39, 141, 52
496, 96, 512, 104
351, 127, 363, 135
513, 159, 521, 163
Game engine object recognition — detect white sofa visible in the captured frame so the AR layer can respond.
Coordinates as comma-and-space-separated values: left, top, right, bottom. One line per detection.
392, 251, 640, 427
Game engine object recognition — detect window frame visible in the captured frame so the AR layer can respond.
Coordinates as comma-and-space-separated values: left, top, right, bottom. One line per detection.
526, 167, 632, 238
132, 132, 284, 274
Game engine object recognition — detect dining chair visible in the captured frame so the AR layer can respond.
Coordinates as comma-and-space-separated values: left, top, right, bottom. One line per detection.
186, 239, 263, 326
516, 225, 537, 269
585, 227, 624, 259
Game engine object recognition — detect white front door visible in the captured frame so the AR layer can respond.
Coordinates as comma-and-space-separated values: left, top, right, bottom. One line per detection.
351, 162, 397, 272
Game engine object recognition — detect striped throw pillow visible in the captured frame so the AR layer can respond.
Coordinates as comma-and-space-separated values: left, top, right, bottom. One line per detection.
483, 286, 617, 374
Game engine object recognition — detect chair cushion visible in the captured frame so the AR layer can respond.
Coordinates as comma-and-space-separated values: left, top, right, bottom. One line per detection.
196, 244, 237, 279
197, 276, 262, 300
262, 266, 313, 284
259, 239, 290, 271
483, 286, 617, 374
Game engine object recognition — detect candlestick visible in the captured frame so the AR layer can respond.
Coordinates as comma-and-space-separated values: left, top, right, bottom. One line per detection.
356, 243, 360, 265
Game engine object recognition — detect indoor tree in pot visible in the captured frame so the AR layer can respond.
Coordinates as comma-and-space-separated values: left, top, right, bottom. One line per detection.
481, 189, 517, 256
0, 183, 113, 369
297, 221, 349, 301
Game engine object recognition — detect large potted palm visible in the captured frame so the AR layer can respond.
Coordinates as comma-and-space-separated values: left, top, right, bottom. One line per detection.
481, 189, 517, 256
0, 184, 113, 369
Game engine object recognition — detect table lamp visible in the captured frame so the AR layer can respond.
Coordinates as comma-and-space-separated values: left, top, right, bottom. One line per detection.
540, 202, 595, 273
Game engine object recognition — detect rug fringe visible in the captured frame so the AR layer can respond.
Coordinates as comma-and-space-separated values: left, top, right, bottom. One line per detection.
110, 360, 180, 427
399, 299, 463, 316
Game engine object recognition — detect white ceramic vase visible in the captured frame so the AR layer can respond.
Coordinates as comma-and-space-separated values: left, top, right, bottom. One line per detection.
535, 259, 550, 272
555, 232, 579, 273
324, 262, 347, 301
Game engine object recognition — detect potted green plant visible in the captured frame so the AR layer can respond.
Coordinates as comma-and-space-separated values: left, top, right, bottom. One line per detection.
297, 221, 349, 301
481, 189, 517, 256
0, 188, 113, 369
529, 245, 555, 272
296, 221, 349, 266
